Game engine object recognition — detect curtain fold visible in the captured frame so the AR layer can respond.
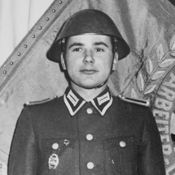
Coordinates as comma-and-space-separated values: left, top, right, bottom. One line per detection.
0, 0, 54, 67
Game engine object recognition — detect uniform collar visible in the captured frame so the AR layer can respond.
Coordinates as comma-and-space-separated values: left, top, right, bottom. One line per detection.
63, 87, 113, 116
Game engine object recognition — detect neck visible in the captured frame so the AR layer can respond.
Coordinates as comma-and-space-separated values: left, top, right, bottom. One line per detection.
71, 84, 107, 101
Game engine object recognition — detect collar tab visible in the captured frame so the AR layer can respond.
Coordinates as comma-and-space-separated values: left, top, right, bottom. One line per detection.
91, 89, 113, 116
64, 87, 113, 116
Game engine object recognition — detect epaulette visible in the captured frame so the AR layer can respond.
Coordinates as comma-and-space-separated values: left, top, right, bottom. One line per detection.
118, 95, 150, 107
25, 96, 57, 106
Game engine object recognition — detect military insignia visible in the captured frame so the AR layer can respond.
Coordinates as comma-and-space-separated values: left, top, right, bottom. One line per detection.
118, 95, 150, 107
63, 139, 70, 146
25, 96, 57, 106
48, 154, 59, 169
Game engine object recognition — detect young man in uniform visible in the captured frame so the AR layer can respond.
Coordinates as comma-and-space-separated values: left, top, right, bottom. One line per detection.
8, 9, 165, 175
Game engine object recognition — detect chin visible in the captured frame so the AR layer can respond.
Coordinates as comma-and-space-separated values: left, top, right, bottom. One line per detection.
72, 80, 107, 90
81, 83, 107, 90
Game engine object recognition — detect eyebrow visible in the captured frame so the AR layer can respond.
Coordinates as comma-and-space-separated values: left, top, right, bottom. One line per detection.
68, 43, 83, 49
68, 41, 109, 49
94, 42, 109, 48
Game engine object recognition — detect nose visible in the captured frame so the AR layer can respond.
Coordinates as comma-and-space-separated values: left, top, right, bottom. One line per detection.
83, 50, 94, 64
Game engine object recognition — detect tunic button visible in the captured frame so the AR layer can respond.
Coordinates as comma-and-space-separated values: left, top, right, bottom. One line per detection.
87, 162, 94, 169
87, 108, 93, 114
52, 143, 59, 149
86, 134, 93, 141
119, 141, 126, 147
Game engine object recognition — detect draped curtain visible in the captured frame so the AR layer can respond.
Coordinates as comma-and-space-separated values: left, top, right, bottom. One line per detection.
0, 0, 54, 67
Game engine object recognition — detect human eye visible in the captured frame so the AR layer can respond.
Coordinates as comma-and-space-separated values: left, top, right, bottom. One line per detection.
94, 47, 105, 52
72, 47, 83, 52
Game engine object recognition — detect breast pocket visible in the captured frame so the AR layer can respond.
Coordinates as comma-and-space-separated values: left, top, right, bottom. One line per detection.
39, 138, 76, 175
103, 136, 139, 175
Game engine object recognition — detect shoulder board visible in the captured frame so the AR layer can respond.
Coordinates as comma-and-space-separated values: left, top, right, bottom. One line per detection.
25, 96, 57, 106
118, 95, 150, 107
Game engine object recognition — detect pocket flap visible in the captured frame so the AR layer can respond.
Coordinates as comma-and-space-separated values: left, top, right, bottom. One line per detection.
103, 136, 137, 150
40, 138, 76, 150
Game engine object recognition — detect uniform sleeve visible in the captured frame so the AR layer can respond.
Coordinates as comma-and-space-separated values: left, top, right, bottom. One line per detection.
139, 108, 166, 175
8, 107, 38, 175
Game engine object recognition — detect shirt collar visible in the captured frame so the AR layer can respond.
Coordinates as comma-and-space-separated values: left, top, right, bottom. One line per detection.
63, 87, 113, 116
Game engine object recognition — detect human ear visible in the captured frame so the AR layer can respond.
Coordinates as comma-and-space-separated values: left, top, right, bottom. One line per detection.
112, 53, 118, 71
61, 53, 66, 70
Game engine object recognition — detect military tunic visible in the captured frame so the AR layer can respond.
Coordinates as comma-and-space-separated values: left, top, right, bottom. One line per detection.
8, 87, 165, 175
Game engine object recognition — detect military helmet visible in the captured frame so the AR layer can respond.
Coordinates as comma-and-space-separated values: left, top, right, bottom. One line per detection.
47, 9, 130, 62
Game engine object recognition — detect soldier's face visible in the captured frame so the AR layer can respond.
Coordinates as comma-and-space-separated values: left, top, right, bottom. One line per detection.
61, 34, 118, 90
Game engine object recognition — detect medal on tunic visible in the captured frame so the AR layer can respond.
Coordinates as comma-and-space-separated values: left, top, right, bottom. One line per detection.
48, 153, 59, 169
